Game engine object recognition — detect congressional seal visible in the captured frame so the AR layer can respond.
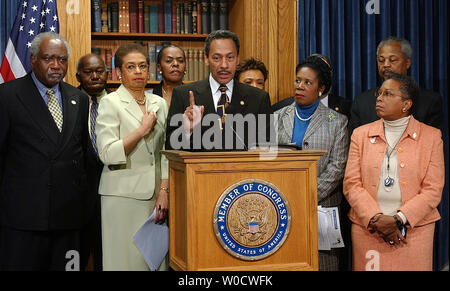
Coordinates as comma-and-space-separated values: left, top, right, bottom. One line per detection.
213, 179, 291, 261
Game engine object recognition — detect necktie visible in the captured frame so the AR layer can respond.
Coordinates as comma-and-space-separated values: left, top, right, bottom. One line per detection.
47, 89, 63, 132
90, 96, 99, 155
217, 84, 229, 128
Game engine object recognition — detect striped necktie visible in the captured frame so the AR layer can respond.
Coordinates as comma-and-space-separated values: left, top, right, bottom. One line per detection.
46, 89, 63, 132
90, 96, 99, 155
217, 84, 229, 128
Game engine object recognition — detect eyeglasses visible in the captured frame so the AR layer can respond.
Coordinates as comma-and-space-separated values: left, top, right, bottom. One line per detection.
124, 63, 149, 72
375, 90, 404, 99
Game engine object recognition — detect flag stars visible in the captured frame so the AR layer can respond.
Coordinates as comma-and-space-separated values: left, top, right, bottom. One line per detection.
46, 8, 50, 14
19, 26, 24, 31
28, 29, 34, 36
21, 13, 26, 20
23, 1, 28, 8
26, 42, 32, 48
32, 5, 38, 11
50, 25, 56, 32
53, 15, 58, 22
40, 22, 45, 29
30, 17, 36, 24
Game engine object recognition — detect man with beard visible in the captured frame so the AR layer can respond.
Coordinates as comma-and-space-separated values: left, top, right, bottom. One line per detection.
0, 32, 91, 270
76, 53, 110, 271
349, 37, 443, 133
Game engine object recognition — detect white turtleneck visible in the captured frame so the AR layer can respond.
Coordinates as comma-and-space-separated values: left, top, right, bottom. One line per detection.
377, 116, 410, 223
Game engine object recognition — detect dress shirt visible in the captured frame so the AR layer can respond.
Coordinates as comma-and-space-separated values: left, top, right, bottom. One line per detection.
209, 74, 233, 111
31, 72, 63, 109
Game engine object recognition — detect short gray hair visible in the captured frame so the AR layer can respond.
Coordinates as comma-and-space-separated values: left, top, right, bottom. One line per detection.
30, 32, 71, 57
376, 36, 412, 59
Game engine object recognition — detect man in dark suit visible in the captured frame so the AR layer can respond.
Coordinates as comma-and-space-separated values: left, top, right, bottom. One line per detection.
0, 32, 91, 270
76, 53, 110, 271
166, 30, 273, 151
349, 37, 443, 133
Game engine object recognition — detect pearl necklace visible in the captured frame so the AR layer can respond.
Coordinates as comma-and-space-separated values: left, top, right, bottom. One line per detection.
295, 107, 313, 122
135, 96, 146, 105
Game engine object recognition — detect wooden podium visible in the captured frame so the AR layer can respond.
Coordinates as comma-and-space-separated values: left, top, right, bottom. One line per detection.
162, 149, 325, 271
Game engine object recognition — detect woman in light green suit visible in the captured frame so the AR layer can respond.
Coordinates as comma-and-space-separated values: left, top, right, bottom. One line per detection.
96, 43, 169, 271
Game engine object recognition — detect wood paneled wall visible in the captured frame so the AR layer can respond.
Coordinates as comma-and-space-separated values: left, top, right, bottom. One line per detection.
229, 0, 297, 104
57, 0, 91, 86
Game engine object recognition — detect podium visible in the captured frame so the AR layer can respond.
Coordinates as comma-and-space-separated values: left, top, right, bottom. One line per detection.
162, 149, 325, 271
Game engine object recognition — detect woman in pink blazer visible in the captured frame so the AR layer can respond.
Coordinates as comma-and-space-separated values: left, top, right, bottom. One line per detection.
343, 73, 444, 271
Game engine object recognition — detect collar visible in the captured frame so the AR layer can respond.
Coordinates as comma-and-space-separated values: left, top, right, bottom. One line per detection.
209, 73, 234, 94
31, 71, 60, 97
368, 115, 421, 141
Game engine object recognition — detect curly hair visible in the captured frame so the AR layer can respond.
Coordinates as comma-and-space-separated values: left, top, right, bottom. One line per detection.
296, 55, 332, 96
235, 58, 268, 81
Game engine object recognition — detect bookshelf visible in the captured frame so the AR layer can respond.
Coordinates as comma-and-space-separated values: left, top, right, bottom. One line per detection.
57, 0, 298, 105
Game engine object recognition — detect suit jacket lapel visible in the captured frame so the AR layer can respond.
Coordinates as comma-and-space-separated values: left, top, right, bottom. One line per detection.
227, 82, 248, 115
58, 83, 80, 149
16, 74, 60, 145
195, 79, 215, 115
279, 104, 295, 144
117, 85, 144, 123
303, 103, 327, 141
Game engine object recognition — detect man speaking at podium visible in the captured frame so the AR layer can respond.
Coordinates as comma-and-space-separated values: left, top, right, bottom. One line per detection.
165, 30, 274, 151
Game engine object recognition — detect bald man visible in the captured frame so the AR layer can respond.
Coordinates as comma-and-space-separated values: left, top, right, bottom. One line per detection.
76, 53, 110, 271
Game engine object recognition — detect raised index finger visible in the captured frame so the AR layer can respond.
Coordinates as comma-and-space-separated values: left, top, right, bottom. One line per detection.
189, 91, 195, 107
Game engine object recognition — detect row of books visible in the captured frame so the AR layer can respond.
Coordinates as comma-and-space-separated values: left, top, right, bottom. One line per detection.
92, 0, 229, 34
91, 43, 210, 82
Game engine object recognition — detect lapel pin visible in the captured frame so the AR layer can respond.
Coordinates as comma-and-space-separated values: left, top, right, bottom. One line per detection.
335, 107, 340, 111
71, 100, 77, 105
413, 132, 417, 139
240, 100, 245, 106
288, 108, 292, 113
370, 137, 376, 144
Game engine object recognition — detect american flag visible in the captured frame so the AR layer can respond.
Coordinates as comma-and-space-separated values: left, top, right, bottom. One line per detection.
0, 0, 59, 84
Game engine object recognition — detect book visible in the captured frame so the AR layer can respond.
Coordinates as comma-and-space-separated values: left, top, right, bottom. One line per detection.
144, 5, 150, 33
92, 0, 102, 32
101, 0, 109, 32
201, 0, 210, 34
137, 0, 144, 33
196, 0, 202, 34
210, 0, 219, 32
156, 45, 163, 81
149, 4, 158, 33
164, 0, 172, 34
192, 1, 198, 34
219, 0, 228, 30
193, 48, 199, 81
176, 3, 181, 34
158, 1, 164, 33
148, 42, 157, 81
110, 2, 119, 33
180, 2, 185, 34
172, 1, 177, 34
186, 1, 193, 34
129, 0, 138, 33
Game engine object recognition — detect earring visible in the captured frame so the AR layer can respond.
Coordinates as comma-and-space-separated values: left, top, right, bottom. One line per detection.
402, 108, 407, 112
159, 71, 162, 74
319, 91, 322, 97
118, 75, 122, 81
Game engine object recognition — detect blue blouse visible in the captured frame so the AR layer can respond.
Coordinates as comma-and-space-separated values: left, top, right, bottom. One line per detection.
291, 99, 320, 146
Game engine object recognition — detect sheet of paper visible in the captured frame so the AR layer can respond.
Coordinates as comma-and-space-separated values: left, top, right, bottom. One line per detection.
317, 206, 345, 250
133, 209, 169, 271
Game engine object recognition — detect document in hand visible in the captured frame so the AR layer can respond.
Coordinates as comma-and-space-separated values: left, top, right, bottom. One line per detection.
317, 206, 345, 251
133, 209, 169, 271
